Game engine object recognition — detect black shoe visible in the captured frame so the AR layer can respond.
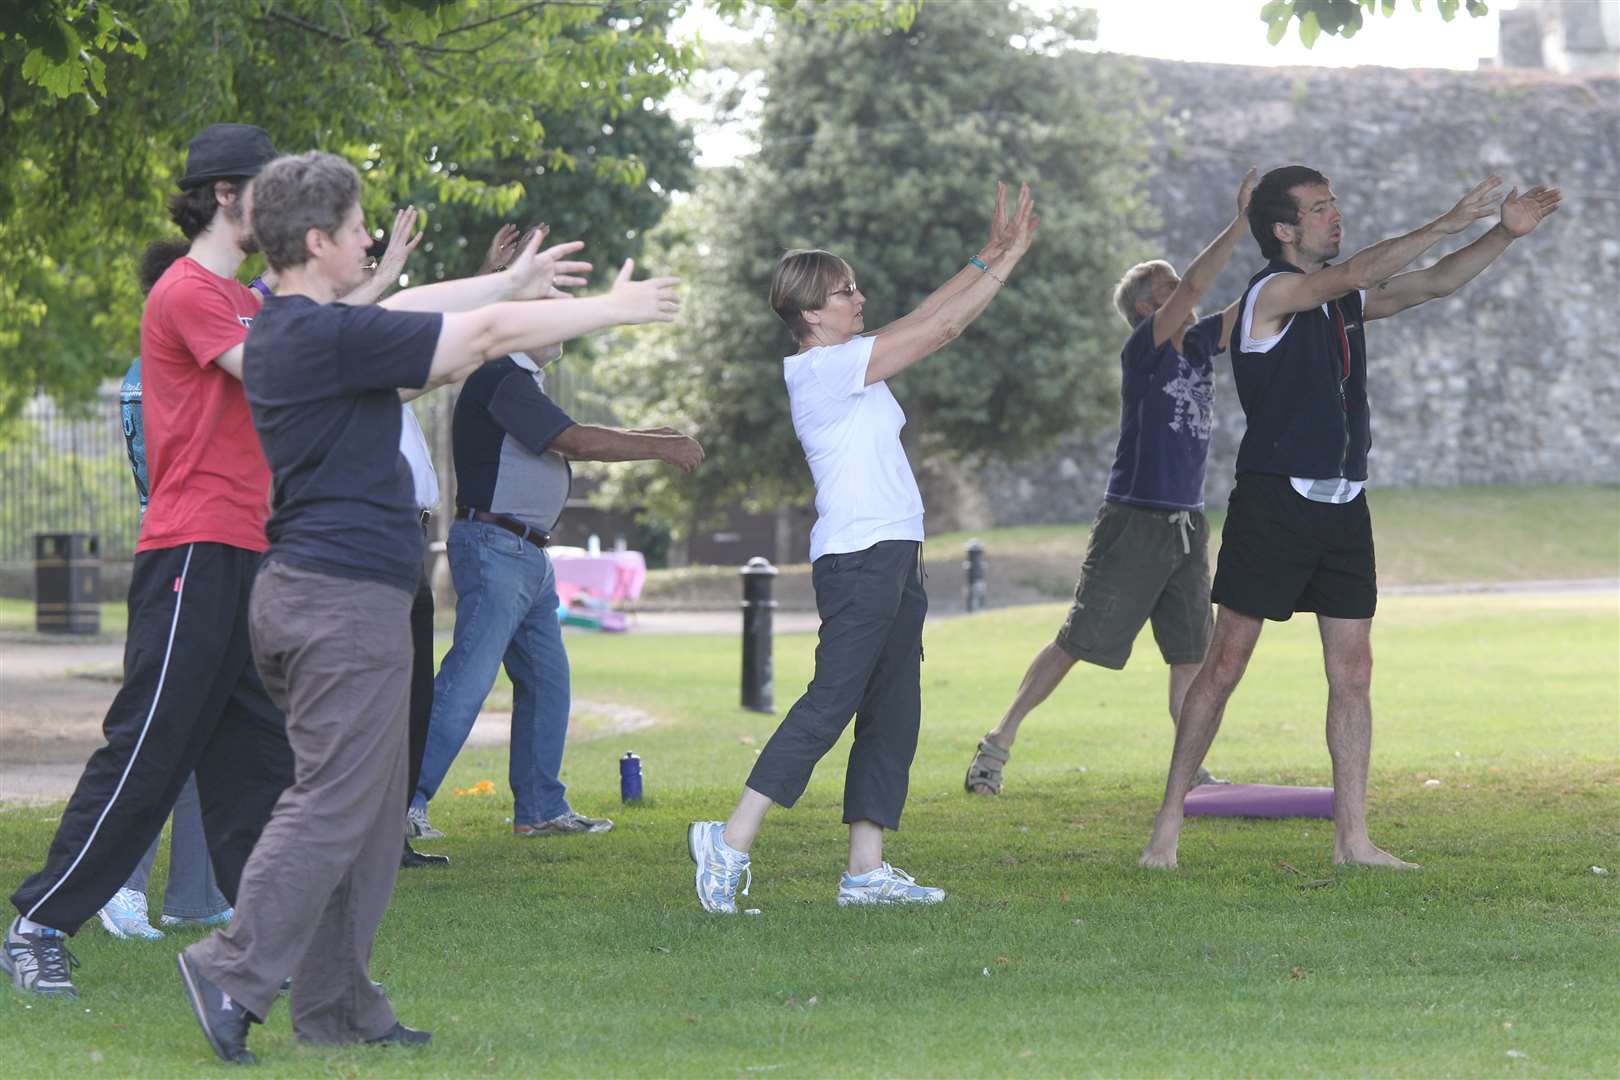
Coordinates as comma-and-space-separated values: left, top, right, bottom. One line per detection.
401, 843, 449, 869
176, 952, 256, 1065
365, 1021, 432, 1047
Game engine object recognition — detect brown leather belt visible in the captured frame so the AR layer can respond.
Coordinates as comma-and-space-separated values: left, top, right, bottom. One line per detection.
457, 507, 552, 550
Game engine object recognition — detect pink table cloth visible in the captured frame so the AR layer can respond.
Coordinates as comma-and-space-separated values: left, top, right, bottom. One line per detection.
551, 551, 647, 606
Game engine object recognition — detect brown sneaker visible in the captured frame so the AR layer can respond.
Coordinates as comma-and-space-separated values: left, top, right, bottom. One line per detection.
513, 810, 614, 837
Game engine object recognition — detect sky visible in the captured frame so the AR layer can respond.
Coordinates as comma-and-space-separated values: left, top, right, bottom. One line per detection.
1075, 0, 1504, 69
673, 0, 1515, 166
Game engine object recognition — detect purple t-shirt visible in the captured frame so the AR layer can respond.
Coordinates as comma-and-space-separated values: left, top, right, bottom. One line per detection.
1103, 311, 1223, 512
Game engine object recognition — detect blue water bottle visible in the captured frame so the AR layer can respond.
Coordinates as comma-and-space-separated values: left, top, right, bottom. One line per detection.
619, 752, 643, 803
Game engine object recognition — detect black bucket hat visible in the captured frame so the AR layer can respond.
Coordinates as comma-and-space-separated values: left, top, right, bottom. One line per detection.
179, 123, 278, 190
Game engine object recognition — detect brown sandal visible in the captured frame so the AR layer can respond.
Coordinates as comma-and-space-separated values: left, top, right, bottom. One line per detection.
964, 737, 1010, 795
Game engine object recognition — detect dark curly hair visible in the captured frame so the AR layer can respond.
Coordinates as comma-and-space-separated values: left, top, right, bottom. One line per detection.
138, 179, 249, 292
1249, 165, 1330, 260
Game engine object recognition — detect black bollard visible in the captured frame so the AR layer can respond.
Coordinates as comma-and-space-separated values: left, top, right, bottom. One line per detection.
963, 539, 987, 613
740, 556, 778, 712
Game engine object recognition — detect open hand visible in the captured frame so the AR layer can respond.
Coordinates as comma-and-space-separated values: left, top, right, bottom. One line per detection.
372, 206, 423, 282
1499, 184, 1562, 238
609, 258, 681, 325
505, 226, 593, 301
985, 181, 1038, 257
1436, 175, 1506, 235
1237, 166, 1258, 217
1005, 181, 1038, 256
478, 223, 522, 275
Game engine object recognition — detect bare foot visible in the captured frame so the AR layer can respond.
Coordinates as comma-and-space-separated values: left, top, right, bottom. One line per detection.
1334, 843, 1420, 870
1139, 816, 1182, 869
1139, 845, 1179, 870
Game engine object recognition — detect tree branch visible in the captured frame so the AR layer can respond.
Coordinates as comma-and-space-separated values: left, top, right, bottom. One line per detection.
438, 1, 610, 39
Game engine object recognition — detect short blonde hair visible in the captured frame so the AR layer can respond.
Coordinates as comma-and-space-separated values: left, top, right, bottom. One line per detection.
1112, 259, 1175, 328
770, 248, 854, 343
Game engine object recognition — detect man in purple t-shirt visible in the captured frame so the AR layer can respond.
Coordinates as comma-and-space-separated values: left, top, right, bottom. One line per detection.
963, 169, 1255, 797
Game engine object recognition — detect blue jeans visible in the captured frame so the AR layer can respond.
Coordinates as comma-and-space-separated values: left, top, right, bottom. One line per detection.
413, 520, 572, 824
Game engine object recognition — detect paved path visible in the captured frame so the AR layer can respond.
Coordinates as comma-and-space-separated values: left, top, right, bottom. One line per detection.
4, 580, 1612, 804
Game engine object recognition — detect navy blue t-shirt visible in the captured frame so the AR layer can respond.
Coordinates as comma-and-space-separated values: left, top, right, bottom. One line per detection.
244, 295, 440, 593
1103, 311, 1223, 512
452, 355, 576, 532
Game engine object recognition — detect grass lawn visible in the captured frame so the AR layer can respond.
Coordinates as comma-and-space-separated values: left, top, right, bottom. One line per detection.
2, 590, 1616, 1076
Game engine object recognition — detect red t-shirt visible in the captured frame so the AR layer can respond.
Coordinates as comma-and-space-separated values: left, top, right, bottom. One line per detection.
136, 257, 271, 553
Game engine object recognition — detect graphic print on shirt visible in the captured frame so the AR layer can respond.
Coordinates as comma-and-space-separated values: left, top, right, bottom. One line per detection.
1159, 353, 1213, 441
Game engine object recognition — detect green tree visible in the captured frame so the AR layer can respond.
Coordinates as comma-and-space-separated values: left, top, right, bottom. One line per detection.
1259, 0, 1489, 48
0, 0, 916, 418
593, 1, 1156, 536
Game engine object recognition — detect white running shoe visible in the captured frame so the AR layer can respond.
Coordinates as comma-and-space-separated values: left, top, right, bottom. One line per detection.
687, 821, 750, 914
837, 863, 945, 907
97, 887, 164, 940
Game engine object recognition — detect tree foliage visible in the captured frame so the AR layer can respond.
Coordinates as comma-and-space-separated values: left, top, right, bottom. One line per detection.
593, 1, 1156, 534
0, 0, 916, 418
1259, 0, 1489, 48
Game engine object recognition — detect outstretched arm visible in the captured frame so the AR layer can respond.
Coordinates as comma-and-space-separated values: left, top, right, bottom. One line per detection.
1254, 176, 1506, 327
550, 424, 705, 472
381, 227, 591, 314
864, 182, 1039, 385
1153, 168, 1256, 349
426, 259, 679, 387
1363, 185, 1561, 321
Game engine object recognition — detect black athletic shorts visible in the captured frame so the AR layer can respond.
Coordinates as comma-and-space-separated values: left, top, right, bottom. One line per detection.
1211, 474, 1376, 622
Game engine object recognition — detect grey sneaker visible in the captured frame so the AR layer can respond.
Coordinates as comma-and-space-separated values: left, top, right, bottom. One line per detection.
687, 821, 750, 914
837, 863, 945, 907
406, 805, 444, 840
1192, 767, 1230, 788
2, 917, 80, 998
514, 810, 613, 836
98, 887, 165, 940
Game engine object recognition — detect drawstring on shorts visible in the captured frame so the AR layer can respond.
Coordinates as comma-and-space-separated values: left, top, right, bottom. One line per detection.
1167, 510, 1192, 556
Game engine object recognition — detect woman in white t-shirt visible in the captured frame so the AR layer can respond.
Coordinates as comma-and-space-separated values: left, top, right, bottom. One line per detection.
687, 183, 1039, 912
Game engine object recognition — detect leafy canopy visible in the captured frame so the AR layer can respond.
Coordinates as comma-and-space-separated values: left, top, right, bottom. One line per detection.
0, 0, 915, 417
1259, 0, 1490, 49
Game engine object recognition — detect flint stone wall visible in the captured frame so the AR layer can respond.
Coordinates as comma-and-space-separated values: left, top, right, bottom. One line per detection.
980, 57, 1619, 525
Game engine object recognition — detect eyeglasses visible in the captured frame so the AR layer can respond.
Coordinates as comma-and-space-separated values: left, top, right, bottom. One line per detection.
827, 282, 858, 300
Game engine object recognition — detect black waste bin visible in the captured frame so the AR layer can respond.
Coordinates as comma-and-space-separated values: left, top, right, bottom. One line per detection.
35, 533, 101, 635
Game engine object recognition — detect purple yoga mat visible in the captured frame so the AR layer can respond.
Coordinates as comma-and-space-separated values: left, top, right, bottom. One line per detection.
1182, 783, 1334, 819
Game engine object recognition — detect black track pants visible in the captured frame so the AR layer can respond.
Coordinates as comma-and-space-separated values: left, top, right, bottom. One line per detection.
10, 543, 294, 935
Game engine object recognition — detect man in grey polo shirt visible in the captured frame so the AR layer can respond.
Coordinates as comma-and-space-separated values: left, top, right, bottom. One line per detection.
410, 345, 702, 839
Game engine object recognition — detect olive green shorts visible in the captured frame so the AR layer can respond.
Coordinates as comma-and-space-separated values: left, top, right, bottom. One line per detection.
1054, 501, 1213, 670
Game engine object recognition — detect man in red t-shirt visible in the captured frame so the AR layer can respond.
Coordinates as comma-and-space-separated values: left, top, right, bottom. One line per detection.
5, 124, 297, 1001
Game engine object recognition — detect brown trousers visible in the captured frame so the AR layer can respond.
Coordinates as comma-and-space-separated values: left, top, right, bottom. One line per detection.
186, 559, 412, 1043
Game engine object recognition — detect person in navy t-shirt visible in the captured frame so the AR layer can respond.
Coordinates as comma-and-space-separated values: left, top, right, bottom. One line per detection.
175, 149, 680, 1065
963, 169, 1256, 798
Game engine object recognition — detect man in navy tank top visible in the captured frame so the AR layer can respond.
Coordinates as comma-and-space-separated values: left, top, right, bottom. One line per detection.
1140, 166, 1561, 871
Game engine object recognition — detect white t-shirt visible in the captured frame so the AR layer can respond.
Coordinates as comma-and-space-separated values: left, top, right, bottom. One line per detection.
398, 403, 439, 512
784, 335, 924, 561
1241, 273, 1368, 505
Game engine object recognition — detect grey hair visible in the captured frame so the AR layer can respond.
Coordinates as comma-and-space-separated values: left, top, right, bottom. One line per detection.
1112, 259, 1175, 327
250, 151, 361, 272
